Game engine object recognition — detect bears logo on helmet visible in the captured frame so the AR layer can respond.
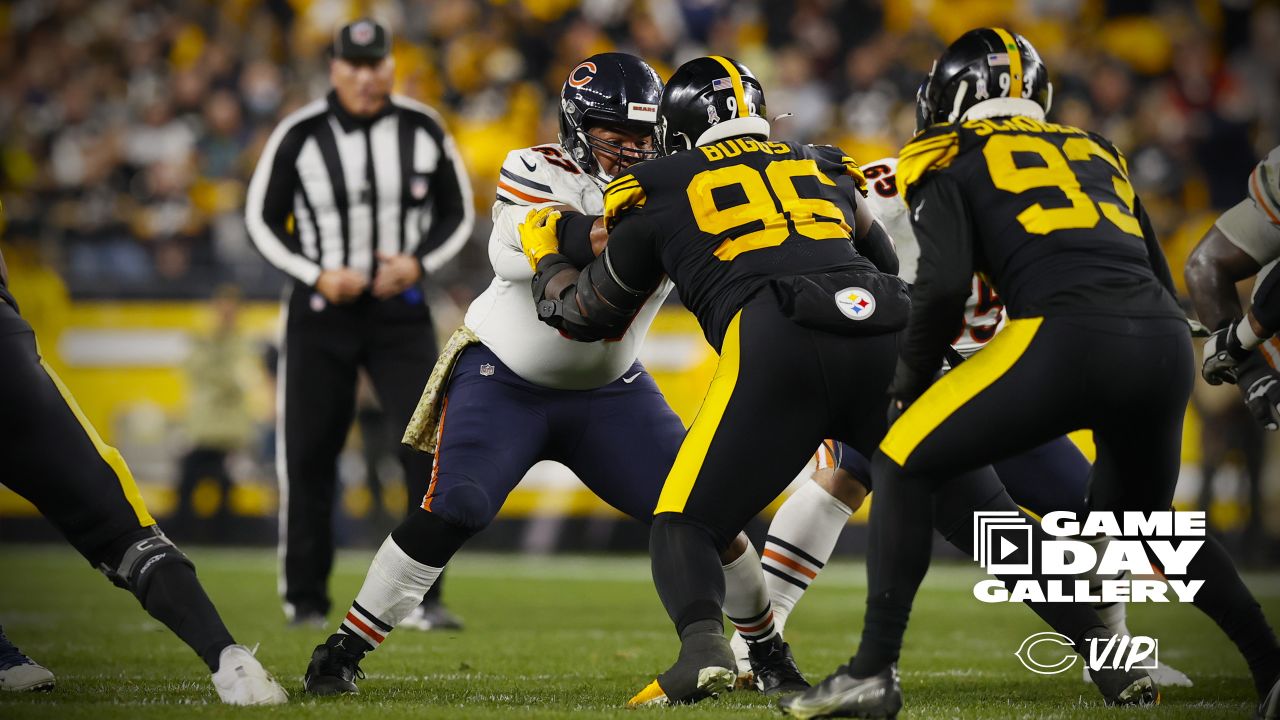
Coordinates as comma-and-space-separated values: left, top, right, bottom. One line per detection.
558, 53, 663, 185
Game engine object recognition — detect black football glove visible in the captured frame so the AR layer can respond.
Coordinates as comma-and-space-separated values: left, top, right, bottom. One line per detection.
1238, 355, 1280, 431
1202, 319, 1252, 385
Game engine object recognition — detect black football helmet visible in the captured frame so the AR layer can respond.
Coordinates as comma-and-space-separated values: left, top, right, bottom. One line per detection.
558, 52, 663, 184
917, 28, 1052, 129
656, 55, 769, 156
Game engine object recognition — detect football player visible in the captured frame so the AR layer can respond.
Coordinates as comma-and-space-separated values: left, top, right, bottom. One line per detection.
519, 51, 1080, 707
783, 29, 1280, 719
301, 53, 806, 699
1186, 146, 1280, 430
0, 239, 286, 705
520, 54, 1130, 708
746, 154, 1191, 690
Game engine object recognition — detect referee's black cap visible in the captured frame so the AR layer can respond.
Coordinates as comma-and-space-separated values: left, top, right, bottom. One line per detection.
332, 19, 390, 62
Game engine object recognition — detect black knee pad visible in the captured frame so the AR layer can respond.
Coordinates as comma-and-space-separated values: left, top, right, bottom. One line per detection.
428, 477, 495, 533
97, 526, 195, 600
392, 507, 477, 566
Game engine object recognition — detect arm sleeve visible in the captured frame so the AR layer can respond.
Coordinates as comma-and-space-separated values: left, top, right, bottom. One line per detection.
855, 218, 899, 275
555, 211, 600, 268
244, 121, 322, 285
890, 173, 975, 400
599, 213, 665, 291
531, 212, 664, 342
417, 122, 475, 274
1133, 194, 1178, 300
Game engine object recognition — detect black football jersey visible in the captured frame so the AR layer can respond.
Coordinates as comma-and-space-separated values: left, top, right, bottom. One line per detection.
898, 116, 1182, 320
602, 138, 875, 350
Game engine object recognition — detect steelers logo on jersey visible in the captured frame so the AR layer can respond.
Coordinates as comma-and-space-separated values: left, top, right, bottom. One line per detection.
835, 287, 876, 320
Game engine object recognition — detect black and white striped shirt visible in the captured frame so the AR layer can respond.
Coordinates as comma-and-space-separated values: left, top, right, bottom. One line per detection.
246, 91, 473, 286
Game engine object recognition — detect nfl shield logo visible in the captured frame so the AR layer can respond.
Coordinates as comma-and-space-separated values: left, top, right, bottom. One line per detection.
834, 287, 876, 321
310, 293, 327, 312
479, 363, 495, 377
351, 21, 376, 46
411, 176, 428, 200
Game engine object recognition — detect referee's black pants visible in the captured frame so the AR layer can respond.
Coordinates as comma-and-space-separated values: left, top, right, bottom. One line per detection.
855, 314, 1198, 672
277, 283, 438, 617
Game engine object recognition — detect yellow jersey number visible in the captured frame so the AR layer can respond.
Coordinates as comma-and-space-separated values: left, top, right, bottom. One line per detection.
982, 135, 1143, 238
686, 159, 853, 261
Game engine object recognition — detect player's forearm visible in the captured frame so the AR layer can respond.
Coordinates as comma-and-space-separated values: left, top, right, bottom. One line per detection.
1185, 226, 1260, 330
554, 211, 601, 268
889, 291, 968, 400
855, 219, 899, 276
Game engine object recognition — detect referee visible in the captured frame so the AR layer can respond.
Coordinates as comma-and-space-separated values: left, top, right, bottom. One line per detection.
246, 18, 473, 627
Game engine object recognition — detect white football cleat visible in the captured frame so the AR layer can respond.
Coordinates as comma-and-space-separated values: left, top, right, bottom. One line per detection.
0, 630, 54, 692
0, 661, 55, 692
212, 644, 288, 705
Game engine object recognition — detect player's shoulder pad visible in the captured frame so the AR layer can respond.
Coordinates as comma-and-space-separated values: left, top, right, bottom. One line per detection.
1084, 131, 1131, 177
496, 145, 582, 206
807, 144, 868, 196
1250, 145, 1280, 227
602, 169, 648, 232
896, 124, 961, 198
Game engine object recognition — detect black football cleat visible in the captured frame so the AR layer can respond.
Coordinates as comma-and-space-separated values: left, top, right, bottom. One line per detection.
778, 663, 902, 720
303, 636, 366, 696
1256, 673, 1280, 720
747, 636, 809, 695
627, 632, 736, 707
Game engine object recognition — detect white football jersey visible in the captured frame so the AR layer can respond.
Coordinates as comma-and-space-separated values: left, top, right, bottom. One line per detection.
464, 143, 674, 390
862, 157, 1005, 358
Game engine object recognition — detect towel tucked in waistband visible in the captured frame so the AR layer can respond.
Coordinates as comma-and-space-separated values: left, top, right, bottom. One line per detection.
402, 325, 480, 454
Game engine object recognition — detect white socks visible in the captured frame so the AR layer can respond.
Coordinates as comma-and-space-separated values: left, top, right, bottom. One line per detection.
723, 542, 778, 645
338, 536, 443, 651
760, 479, 852, 631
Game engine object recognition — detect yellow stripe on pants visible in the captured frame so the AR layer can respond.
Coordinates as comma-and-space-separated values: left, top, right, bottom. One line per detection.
880, 317, 1043, 467
39, 358, 156, 527
655, 311, 744, 515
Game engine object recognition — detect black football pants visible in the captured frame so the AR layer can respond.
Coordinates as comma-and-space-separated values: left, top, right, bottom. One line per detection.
277, 284, 438, 617
0, 299, 158, 560
856, 314, 1196, 671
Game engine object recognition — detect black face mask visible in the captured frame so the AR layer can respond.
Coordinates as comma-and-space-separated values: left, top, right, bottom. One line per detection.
581, 128, 659, 178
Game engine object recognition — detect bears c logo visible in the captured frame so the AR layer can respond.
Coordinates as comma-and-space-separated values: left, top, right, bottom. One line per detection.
568, 61, 597, 88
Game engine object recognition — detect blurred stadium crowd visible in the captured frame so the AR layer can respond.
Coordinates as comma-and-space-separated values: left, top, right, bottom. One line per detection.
1, 0, 1276, 300
1, 0, 1279, 554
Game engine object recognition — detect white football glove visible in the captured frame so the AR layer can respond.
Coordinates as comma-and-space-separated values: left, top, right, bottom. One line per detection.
1203, 320, 1252, 385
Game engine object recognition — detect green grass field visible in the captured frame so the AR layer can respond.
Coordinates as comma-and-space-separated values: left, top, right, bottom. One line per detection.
0, 544, 1275, 719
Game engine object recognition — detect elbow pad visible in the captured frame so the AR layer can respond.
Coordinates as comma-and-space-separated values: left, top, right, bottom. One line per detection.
533, 253, 649, 341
